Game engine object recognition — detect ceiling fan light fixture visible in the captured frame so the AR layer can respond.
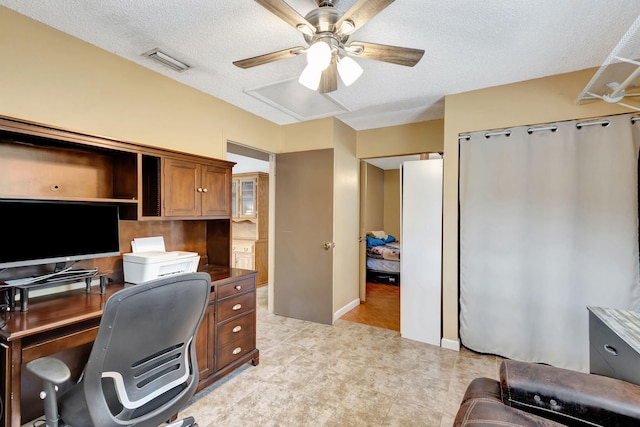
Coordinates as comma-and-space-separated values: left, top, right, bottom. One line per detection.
337, 55, 363, 86
299, 63, 323, 90
306, 40, 332, 71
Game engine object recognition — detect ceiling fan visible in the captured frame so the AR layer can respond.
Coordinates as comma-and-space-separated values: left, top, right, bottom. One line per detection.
233, 0, 425, 93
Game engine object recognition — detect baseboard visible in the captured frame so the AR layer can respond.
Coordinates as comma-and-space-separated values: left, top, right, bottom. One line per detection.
441, 338, 460, 351
333, 298, 360, 323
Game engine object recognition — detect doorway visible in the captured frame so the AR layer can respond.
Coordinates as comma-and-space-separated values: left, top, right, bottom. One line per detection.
227, 142, 272, 310
341, 155, 419, 331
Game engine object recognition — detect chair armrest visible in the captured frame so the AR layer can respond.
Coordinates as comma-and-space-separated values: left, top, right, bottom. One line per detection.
26, 357, 71, 427
26, 356, 71, 385
500, 359, 640, 426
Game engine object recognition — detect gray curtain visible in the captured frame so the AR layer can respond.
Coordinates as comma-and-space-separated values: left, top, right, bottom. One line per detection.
459, 113, 640, 371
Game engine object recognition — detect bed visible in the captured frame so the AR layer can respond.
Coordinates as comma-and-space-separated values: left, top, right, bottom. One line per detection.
366, 232, 400, 285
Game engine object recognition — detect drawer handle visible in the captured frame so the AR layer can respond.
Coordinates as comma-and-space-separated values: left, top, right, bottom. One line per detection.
232, 347, 242, 355
232, 325, 242, 333
604, 344, 618, 356
232, 303, 242, 311
235, 285, 242, 291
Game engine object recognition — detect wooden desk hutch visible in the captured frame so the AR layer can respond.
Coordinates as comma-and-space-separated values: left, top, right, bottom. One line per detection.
0, 117, 259, 426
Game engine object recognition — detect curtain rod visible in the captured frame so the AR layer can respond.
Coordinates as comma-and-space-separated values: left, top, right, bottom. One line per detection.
461, 114, 634, 142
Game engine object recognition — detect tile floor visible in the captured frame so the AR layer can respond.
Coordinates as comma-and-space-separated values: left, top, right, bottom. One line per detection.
179, 286, 502, 426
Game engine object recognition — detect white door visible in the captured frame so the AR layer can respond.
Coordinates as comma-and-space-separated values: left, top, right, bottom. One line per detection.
400, 159, 443, 345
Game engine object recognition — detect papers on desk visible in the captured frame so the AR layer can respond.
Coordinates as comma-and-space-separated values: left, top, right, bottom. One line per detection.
123, 236, 200, 284
131, 236, 166, 253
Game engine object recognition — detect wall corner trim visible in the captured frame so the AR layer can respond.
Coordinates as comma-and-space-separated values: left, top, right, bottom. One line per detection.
441, 338, 461, 351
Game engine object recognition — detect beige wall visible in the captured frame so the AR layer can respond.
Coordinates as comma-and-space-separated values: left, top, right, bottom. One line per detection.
363, 164, 385, 232
281, 118, 336, 152
361, 166, 400, 241
383, 169, 401, 239
357, 119, 444, 158
0, 7, 286, 159
441, 68, 633, 344
332, 120, 360, 313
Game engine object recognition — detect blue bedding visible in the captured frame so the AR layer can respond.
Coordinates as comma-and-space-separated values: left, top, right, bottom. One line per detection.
366, 234, 397, 248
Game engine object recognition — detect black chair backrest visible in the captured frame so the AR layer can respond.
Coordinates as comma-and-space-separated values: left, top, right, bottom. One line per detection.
81, 272, 210, 426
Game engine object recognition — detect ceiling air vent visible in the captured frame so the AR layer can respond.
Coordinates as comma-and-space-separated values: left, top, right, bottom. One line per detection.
143, 48, 190, 72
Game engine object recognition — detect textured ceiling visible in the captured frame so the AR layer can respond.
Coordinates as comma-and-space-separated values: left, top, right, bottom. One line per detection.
2, 0, 640, 130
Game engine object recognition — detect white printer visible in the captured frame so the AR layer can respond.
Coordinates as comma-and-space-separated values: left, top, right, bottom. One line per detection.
122, 237, 200, 284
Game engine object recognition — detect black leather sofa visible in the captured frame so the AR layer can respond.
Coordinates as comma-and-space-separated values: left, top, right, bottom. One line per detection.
453, 359, 640, 426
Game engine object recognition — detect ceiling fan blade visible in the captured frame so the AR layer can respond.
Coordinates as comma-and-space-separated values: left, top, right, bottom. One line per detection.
335, 0, 395, 33
255, 0, 314, 33
318, 61, 338, 94
233, 47, 304, 69
348, 41, 424, 67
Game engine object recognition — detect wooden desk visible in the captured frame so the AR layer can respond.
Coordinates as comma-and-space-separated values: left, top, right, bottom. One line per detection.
0, 284, 119, 426
0, 267, 258, 427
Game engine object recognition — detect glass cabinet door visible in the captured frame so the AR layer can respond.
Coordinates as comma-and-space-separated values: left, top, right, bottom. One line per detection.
240, 179, 256, 217
231, 181, 237, 217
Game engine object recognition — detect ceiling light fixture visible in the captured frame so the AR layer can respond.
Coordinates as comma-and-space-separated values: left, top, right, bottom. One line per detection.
298, 40, 333, 90
298, 63, 323, 90
298, 39, 363, 91
143, 48, 191, 72
233, 0, 425, 94
306, 40, 333, 70
337, 55, 363, 86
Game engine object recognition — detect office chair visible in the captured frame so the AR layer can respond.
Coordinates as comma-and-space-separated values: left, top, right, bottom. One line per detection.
26, 272, 211, 427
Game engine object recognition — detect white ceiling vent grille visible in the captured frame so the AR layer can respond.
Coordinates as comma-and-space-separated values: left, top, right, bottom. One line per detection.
143, 48, 191, 72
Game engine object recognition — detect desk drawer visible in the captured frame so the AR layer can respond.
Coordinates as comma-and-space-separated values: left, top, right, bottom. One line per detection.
217, 312, 254, 349
217, 292, 255, 322
217, 277, 255, 299
216, 329, 254, 370
589, 311, 640, 384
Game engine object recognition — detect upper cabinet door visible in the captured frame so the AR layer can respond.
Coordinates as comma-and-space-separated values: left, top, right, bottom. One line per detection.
201, 164, 231, 217
164, 158, 201, 217
164, 159, 231, 218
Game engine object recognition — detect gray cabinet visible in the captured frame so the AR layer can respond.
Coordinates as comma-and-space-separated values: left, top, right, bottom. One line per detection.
588, 306, 640, 385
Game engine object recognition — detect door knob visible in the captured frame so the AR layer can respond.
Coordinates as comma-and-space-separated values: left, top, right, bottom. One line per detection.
323, 242, 335, 250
